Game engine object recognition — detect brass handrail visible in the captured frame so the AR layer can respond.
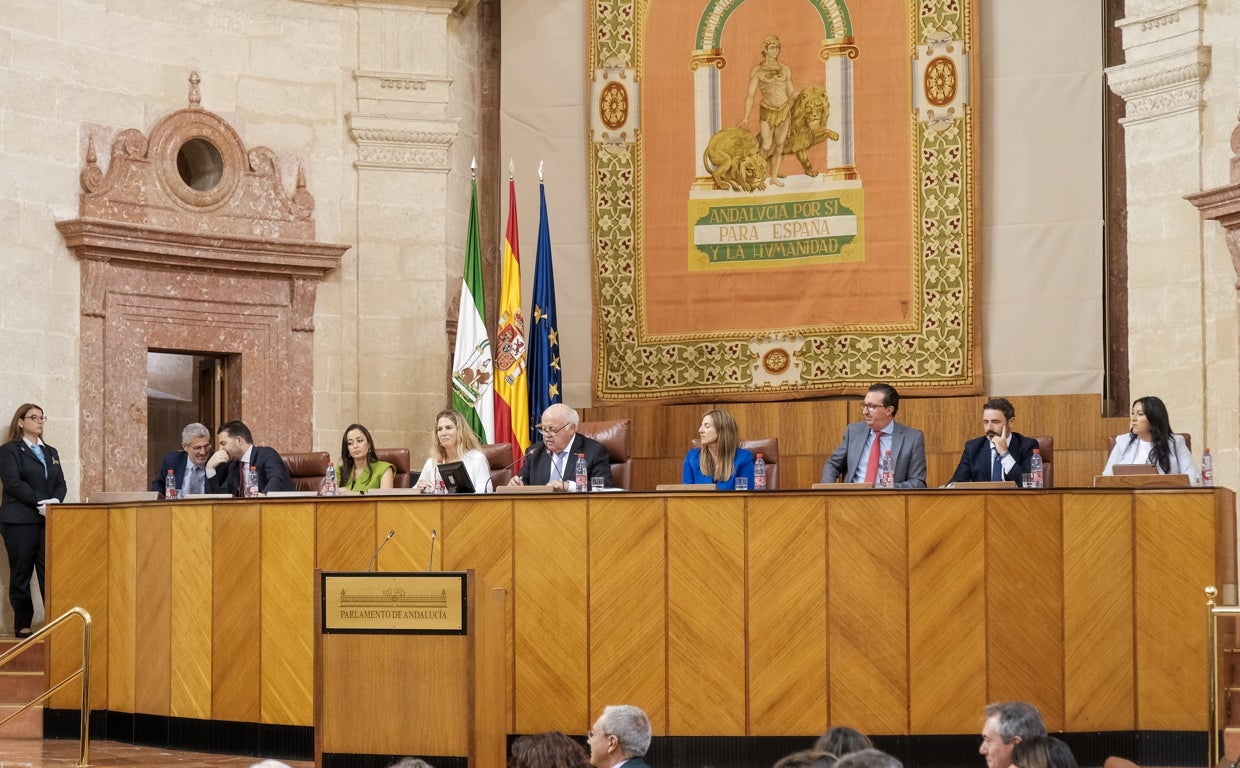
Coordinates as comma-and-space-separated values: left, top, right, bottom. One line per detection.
0, 607, 92, 767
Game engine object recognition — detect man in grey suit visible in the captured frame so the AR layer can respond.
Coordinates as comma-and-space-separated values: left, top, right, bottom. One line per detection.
820, 382, 927, 488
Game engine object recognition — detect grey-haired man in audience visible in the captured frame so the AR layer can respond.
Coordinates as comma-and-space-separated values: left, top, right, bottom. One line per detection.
980, 701, 1047, 768
588, 705, 652, 768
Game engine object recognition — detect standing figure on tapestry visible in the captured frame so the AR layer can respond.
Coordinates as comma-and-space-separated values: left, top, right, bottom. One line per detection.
740, 35, 795, 187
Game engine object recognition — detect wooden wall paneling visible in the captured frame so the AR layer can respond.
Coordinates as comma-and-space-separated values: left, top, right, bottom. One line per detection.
907, 493, 986, 733
650, 405, 709, 458
134, 505, 172, 716
748, 495, 828, 735
375, 498, 440, 572
667, 495, 746, 734
1059, 451, 1108, 490
315, 500, 376, 572
260, 502, 316, 725
212, 502, 262, 722
1062, 492, 1133, 730
926, 452, 962, 488
47, 506, 109, 710
984, 493, 1064, 729
171, 502, 214, 720
1215, 489, 1237, 594
107, 505, 136, 714
828, 495, 908, 734
1133, 491, 1215, 730
789, 456, 827, 490
443, 499, 515, 729
589, 496, 667, 734
514, 498, 589, 732
905, 395, 983, 454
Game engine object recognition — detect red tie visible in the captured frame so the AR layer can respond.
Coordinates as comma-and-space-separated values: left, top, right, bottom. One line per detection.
864, 430, 882, 483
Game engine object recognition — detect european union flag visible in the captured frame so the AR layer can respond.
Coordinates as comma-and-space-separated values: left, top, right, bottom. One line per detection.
528, 181, 562, 444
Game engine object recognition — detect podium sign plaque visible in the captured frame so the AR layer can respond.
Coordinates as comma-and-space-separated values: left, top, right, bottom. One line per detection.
321, 572, 466, 634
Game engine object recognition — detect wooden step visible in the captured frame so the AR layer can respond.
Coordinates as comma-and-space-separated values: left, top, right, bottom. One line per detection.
0, 703, 42, 739
0, 640, 44, 673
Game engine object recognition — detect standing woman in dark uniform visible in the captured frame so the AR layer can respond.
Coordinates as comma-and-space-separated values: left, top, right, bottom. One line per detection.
0, 404, 66, 638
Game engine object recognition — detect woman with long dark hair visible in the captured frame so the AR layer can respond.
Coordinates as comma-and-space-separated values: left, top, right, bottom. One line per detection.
1102, 395, 1199, 484
0, 403, 67, 638
336, 423, 394, 493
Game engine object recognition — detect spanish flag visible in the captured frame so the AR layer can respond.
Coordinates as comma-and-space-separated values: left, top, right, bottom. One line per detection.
493, 175, 529, 468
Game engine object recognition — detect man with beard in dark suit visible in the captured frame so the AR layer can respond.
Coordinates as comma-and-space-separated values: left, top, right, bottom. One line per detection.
588, 705, 653, 768
948, 397, 1040, 486
205, 420, 293, 496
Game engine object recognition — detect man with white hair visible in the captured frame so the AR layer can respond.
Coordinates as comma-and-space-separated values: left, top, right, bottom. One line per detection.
510, 403, 613, 489
587, 705, 652, 768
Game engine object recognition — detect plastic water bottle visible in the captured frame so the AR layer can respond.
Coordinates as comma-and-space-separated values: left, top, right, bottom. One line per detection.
246, 465, 260, 497
323, 463, 337, 496
575, 453, 588, 492
879, 450, 894, 488
1030, 449, 1044, 489
164, 469, 177, 500
753, 453, 767, 491
1202, 448, 1213, 487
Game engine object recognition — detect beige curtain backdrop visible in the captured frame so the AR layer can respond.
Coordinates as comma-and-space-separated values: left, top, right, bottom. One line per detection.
501, 0, 1105, 404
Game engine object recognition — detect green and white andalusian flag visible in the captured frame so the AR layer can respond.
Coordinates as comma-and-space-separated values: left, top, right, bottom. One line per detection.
451, 177, 494, 443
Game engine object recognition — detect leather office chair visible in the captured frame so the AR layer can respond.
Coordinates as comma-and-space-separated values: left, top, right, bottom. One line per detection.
482, 442, 516, 488
740, 437, 779, 490
1027, 436, 1053, 488
374, 448, 412, 488
283, 451, 331, 492
576, 419, 632, 490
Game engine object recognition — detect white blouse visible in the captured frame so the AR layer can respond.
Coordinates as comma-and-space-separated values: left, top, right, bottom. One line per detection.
1102, 433, 1200, 486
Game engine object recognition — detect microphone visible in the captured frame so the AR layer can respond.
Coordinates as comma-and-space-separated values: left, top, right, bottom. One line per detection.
427, 529, 437, 572
366, 529, 395, 572
487, 444, 542, 491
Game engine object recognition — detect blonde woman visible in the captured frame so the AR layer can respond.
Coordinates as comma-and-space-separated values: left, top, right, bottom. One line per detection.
681, 409, 754, 491
415, 410, 492, 493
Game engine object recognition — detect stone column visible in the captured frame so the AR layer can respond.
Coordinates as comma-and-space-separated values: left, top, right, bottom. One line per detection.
1105, 1, 1218, 473
345, 0, 464, 452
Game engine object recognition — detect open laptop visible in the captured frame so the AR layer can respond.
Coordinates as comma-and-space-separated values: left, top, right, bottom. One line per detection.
437, 461, 476, 493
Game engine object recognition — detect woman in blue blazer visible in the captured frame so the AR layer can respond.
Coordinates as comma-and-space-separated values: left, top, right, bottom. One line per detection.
682, 409, 755, 490
0, 403, 67, 638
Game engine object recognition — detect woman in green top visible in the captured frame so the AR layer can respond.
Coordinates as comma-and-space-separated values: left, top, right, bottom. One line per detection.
337, 423, 394, 493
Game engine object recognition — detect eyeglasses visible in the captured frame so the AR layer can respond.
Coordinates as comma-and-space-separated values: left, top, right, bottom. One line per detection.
536, 423, 569, 437
860, 402, 888, 412
22, 414, 46, 422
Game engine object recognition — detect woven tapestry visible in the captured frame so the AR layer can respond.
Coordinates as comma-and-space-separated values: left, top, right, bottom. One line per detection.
587, 0, 980, 402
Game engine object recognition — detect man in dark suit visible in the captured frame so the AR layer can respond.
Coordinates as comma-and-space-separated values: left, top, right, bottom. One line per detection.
949, 397, 1039, 486
205, 420, 294, 496
588, 705, 652, 768
511, 403, 613, 489
149, 422, 213, 496
820, 382, 927, 488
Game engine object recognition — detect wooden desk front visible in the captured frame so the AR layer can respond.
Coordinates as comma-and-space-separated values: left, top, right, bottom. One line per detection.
47, 488, 1235, 742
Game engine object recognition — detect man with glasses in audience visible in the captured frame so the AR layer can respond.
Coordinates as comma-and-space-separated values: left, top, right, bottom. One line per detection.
587, 705, 652, 768
510, 403, 613, 490
150, 422, 214, 496
820, 382, 927, 488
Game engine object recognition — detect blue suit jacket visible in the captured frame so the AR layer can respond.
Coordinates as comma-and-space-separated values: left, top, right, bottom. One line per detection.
150, 450, 189, 493
205, 445, 294, 496
949, 432, 1040, 485
819, 421, 927, 489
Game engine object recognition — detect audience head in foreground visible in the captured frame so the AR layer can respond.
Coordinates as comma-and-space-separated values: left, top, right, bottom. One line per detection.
588, 704, 652, 768
509, 731, 590, 768
1011, 737, 1078, 768
834, 749, 902, 768
1101, 395, 1200, 483
980, 701, 1048, 768
819, 382, 928, 488
774, 749, 837, 768
387, 759, 435, 768
814, 726, 873, 758
682, 408, 755, 491
337, 422, 395, 494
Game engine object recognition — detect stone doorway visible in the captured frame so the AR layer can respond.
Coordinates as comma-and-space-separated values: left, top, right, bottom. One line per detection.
57, 74, 349, 496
